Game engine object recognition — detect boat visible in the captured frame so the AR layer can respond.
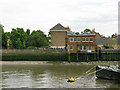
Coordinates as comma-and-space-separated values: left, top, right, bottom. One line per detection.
96, 65, 120, 80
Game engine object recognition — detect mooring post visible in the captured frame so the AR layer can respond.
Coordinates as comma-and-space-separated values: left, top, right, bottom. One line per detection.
68, 52, 71, 63
99, 48, 101, 61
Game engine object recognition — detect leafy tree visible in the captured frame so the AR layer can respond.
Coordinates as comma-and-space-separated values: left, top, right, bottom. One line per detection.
0, 24, 3, 48
103, 44, 109, 49
84, 29, 91, 32
16, 38, 22, 49
9, 40, 13, 49
25, 35, 32, 48
1, 25, 10, 49
48, 31, 51, 37
10, 28, 27, 48
30, 30, 49, 47
75, 32, 79, 35
26, 29, 30, 36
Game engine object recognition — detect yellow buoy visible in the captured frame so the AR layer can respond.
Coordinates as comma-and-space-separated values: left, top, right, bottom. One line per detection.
67, 78, 75, 82
85, 72, 88, 74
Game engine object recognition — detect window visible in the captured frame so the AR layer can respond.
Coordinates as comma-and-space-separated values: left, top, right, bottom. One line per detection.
84, 45, 86, 50
83, 38, 85, 42
90, 38, 93, 42
86, 38, 89, 42
74, 38, 77, 42
77, 38, 81, 42
89, 45, 91, 50
70, 38, 74, 42
70, 45, 73, 50
80, 45, 82, 50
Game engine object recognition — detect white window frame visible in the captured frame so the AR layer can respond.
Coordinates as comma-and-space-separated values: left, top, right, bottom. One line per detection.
77, 38, 81, 42
86, 38, 89, 42
74, 38, 77, 42
80, 45, 83, 50
84, 45, 86, 50
70, 38, 74, 42
82, 38, 86, 42
89, 37, 93, 42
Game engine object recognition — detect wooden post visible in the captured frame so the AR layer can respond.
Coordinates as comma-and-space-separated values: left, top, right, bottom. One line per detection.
68, 52, 71, 63
77, 43, 78, 61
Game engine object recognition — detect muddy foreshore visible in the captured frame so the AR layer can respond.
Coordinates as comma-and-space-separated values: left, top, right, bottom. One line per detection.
0, 61, 119, 66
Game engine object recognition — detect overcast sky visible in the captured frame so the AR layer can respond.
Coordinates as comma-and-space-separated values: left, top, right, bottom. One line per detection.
0, 0, 119, 36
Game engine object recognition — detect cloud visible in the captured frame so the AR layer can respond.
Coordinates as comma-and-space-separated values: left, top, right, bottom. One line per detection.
0, 0, 119, 36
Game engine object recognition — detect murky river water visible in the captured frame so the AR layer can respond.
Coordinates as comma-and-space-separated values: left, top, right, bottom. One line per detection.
1, 64, 120, 88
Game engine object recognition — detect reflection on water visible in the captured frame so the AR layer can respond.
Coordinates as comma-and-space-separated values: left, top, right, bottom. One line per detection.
1, 65, 120, 88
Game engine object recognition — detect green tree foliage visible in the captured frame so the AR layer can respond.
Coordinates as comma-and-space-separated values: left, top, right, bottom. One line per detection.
30, 30, 49, 47
16, 38, 22, 49
10, 28, 27, 49
84, 29, 91, 32
1, 25, 11, 48
103, 44, 110, 49
2, 26, 50, 49
26, 29, 30, 36
0, 24, 3, 48
75, 32, 79, 35
25, 35, 32, 48
9, 40, 13, 49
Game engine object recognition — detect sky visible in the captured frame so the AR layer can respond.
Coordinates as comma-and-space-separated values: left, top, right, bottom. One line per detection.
0, 0, 119, 37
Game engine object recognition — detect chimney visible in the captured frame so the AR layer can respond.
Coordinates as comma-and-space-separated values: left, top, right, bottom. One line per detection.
67, 26, 70, 32
92, 28, 95, 32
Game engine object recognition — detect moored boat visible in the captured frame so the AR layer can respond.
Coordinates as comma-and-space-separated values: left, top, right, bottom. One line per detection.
96, 65, 120, 80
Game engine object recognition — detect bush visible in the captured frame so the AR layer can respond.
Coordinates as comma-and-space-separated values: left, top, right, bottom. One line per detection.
27, 46, 37, 49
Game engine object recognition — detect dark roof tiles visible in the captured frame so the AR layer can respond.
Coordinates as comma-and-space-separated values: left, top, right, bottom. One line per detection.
50, 23, 67, 30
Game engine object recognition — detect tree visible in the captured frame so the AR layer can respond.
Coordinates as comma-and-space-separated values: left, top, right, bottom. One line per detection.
10, 28, 27, 48
111, 33, 117, 38
26, 29, 30, 36
9, 40, 13, 49
103, 44, 109, 49
0, 24, 4, 48
1, 25, 10, 49
75, 32, 79, 35
84, 29, 91, 32
25, 35, 32, 48
30, 30, 49, 47
16, 38, 22, 49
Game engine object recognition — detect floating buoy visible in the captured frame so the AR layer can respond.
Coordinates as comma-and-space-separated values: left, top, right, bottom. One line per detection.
85, 72, 88, 74
67, 78, 75, 82
84, 72, 88, 75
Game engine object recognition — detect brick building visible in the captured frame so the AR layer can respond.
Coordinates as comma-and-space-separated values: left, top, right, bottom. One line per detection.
67, 32, 96, 53
50, 23, 97, 53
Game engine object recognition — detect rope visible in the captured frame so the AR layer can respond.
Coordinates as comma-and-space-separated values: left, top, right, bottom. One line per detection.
75, 68, 103, 80
75, 66, 96, 80
86, 66, 96, 73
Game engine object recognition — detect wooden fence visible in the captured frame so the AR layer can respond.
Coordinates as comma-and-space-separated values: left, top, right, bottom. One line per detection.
68, 49, 120, 62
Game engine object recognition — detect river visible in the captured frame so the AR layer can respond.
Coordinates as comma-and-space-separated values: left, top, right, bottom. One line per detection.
1, 63, 120, 88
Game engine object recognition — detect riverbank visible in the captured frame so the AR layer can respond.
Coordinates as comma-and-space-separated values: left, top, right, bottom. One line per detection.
1, 61, 119, 66
2, 49, 120, 61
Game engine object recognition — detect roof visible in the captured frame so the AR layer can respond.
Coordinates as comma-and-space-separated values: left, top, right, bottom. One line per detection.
67, 31, 95, 36
95, 38, 108, 44
50, 23, 67, 30
95, 38, 119, 45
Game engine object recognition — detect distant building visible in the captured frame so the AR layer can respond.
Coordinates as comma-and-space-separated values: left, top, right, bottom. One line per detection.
96, 38, 120, 49
49, 23, 120, 52
91, 28, 105, 38
50, 23, 69, 49
67, 32, 96, 53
